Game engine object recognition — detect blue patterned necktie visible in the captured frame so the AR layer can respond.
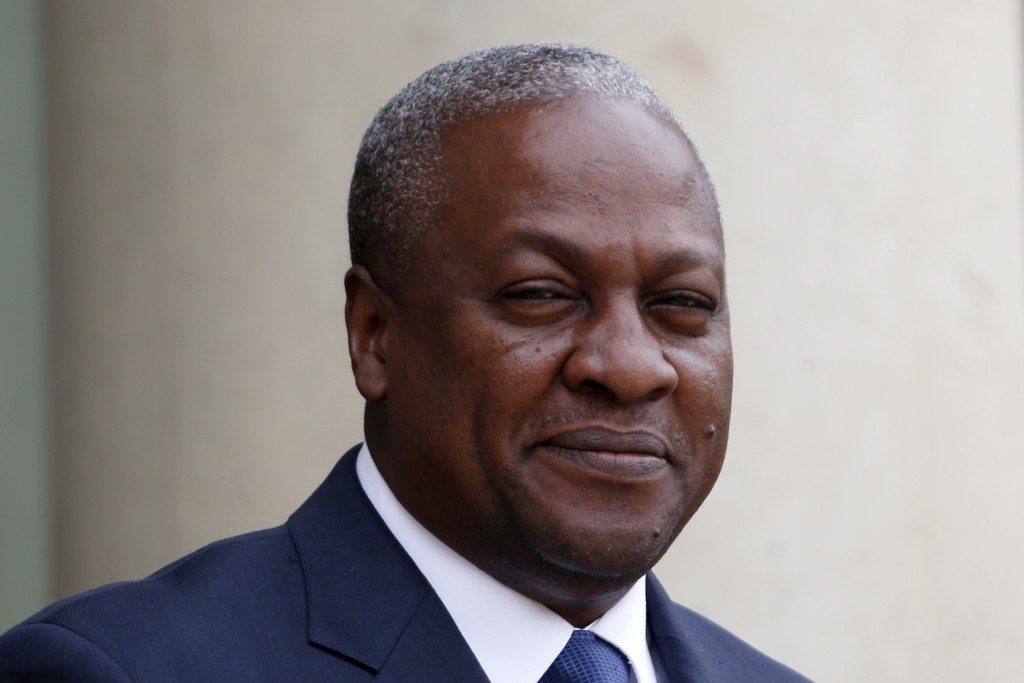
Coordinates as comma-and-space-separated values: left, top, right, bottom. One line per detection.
539, 629, 631, 683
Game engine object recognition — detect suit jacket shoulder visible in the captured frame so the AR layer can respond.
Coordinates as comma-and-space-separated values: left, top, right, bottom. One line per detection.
647, 575, 810, 682
0, 447, 486, 682
0, 526, 334, 682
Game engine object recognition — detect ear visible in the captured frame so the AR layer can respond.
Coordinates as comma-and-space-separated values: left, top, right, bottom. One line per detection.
344, 265, 392, 402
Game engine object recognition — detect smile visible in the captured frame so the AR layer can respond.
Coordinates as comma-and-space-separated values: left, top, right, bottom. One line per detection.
534, 427, 671, 479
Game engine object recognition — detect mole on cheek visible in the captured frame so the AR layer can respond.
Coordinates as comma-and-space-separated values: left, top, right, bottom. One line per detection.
705, 424, 716, 438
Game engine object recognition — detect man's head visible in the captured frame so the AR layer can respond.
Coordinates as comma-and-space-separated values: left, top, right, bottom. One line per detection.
345, 44, 732, 626
347, 43, 717, 287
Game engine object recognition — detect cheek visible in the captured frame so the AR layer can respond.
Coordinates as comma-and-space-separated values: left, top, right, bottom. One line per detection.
461, 331, 577, 476
671, 340, 733, 409
666, 339, 732, 484
392, 315, 573, 442
454, 318, 574, 396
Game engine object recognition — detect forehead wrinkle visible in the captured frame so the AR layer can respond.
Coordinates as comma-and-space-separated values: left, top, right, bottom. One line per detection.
492, 226, 589, 265
505, 157, 710, 222
492, 222, 723, 282
648, 246, 725, 283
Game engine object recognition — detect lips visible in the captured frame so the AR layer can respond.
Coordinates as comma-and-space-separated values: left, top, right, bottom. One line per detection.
535, 427, 670, 478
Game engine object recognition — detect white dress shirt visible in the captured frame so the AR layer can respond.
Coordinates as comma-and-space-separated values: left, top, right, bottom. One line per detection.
355, 443, 659, 683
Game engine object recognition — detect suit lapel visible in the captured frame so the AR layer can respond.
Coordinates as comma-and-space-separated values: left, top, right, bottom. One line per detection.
287, 446, 487, 681
374, 589, 489, 682
646, 573, 713, 682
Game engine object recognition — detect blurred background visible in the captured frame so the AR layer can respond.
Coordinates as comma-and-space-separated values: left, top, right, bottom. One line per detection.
2, 0, 1022, 680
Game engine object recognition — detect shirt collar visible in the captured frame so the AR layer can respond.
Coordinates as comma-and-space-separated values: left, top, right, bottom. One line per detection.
355, 443, 657, 683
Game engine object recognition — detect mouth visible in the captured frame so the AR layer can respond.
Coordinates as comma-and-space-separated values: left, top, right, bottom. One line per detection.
533, 427, 670, 479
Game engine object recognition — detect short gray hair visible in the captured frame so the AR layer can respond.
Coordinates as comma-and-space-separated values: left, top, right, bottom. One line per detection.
347, 43, 695, 282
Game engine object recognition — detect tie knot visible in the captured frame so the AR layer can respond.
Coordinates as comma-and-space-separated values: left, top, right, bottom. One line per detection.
539, 629, 630, 683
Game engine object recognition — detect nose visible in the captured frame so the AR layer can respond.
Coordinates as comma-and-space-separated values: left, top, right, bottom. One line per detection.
562, 299, 678, 403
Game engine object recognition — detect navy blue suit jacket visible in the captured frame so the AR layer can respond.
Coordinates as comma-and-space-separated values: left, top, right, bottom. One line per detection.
0, 446, 807, 681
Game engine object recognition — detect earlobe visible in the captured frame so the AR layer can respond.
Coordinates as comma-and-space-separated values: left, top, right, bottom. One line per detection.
344, 265, 391, 402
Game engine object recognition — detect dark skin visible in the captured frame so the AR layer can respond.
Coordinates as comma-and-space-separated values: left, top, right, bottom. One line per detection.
345, 97, 732, 627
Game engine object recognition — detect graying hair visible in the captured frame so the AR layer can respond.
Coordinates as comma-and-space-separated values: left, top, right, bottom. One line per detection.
347, 43, 696, 281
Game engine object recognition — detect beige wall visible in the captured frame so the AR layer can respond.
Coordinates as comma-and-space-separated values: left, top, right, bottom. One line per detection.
43, 1, 1023, 680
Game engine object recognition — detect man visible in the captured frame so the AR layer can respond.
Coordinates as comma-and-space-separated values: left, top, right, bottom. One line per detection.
0, 44, 806, 681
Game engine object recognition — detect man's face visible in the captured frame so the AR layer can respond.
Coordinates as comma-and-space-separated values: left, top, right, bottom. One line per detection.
369, 97, 732, 604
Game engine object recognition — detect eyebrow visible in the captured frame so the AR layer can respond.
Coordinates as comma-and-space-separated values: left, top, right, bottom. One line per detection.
494, 229, 589, 263
493, 227, 722, 276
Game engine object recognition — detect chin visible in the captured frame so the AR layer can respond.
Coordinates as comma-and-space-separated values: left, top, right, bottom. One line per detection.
526, 512, 682, 581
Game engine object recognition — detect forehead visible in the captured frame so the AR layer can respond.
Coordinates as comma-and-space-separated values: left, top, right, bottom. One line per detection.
437, 98, 713, 211
424, 99, 722, 270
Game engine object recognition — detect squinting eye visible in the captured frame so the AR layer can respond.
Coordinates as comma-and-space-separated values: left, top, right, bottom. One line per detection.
503, 288, 564, 301
649, 291, 716, 311
498, 281, 579, 325
647, 291, 718, 333
499, 280, 575, 302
